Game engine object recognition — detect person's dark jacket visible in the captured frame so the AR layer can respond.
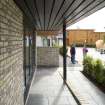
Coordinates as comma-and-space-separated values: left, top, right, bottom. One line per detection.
70, 47, 76, 55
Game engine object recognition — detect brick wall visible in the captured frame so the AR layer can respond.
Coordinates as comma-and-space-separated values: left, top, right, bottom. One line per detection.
0, 0, 24, 105
37, 47, 59, 67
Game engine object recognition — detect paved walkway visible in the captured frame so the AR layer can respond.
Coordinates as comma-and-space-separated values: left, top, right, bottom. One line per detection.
59, 47, 105, 105
26, 68, 78, 105
59, 68, 105, 105
59, 55, 83, 68
26, 49, 105, 105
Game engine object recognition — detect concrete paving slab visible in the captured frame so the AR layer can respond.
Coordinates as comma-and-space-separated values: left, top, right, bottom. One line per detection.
26, 68, 78, 105
59, 68, 105, 105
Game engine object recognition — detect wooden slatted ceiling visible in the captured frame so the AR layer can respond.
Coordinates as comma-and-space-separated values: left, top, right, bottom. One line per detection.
24, 0, 41, 29
67, 0, 105, 26
14, 0, 105, 31
54, 0, 105, 29
48, 0, 64, 30
45, 0, 54, 30
50, 0, 74, 29
14, 0, 36, 28
52, 0, 85, 30
35, 0, 44, 30
53, 0, 105, 30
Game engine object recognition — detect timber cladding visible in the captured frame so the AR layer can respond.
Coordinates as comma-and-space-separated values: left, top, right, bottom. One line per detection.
67, 29, 105, 45
0, 0, 24, 105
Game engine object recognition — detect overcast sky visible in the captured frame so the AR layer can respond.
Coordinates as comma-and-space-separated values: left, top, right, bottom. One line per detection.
67, 7, 105, 32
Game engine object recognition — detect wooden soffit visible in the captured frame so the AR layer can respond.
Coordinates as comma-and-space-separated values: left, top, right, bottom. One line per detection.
14, 0, 105, 31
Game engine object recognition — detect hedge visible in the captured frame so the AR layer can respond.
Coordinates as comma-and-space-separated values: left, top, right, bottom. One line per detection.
59, 46, 68, 56
83, 56, 105, 86
76, 44, 96, 48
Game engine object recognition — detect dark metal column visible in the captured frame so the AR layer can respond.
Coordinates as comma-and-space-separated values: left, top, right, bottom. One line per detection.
32, 30, 36, 71
34, 32, 37, 67
29, 34, 31, 76
23, 30, 26, 87
63, 20, 67, 81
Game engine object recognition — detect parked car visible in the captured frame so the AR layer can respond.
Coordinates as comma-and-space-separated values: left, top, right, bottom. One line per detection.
100, 48, 105, 54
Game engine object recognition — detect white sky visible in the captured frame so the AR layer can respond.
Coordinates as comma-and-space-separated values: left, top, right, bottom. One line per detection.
67, 7, 105, 32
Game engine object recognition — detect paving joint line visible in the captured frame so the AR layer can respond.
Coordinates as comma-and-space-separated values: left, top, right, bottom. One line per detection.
58, 71, 81, 105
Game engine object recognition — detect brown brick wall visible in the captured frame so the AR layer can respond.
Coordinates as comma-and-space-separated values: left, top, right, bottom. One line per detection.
0, 0, 24, 105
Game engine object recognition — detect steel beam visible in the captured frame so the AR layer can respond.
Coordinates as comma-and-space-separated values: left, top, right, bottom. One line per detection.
63, 20, 67, 81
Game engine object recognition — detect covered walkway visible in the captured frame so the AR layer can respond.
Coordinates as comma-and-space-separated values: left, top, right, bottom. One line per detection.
26, 66, 105, 105
26, 68, 77, 105
1, 0, 105, 105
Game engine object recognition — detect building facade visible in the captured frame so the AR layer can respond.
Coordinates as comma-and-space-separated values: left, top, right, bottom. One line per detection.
0, 0, 36, 105
0, 0, 24, 105
1, 0, 105, 105
67, 29, 105, 45
36, 34, 63, 47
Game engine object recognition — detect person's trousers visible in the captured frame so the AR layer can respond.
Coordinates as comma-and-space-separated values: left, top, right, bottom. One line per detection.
71, 55, 75, 64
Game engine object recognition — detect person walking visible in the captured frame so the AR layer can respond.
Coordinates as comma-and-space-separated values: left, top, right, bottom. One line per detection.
70, 44, 76, 64
83, 45, 88, 59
